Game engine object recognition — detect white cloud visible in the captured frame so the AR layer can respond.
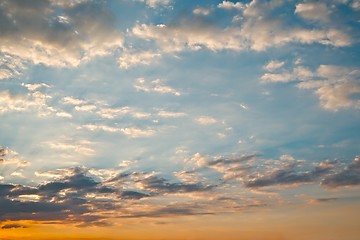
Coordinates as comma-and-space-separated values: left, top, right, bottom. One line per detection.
132, 23, 245, 52
120, 127, 155, 138
157, 110, 187, 118
217, 1, 244, 11
195, 116, 218, 125
118, 51, 161, 69
78, 124, 121, 133
351, 0, 360, 10
263, 63, 360, 111
316, 82, 360, 110
0, 90, 52, 114
74, 104, 97, 112
193, 7, 212, 16
142, 0, 172, 8
263, 60, 285, 72
56, 111, 73, 118
261, 66, 313, 83
47, 139, 95, 156
22, 83, 50, 92
295, 3, 330, 22
62, 96, 86, 105
134, 78, 181, 96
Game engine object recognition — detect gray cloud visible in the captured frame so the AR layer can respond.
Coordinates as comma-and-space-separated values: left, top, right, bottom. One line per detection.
322, 156, 360, 188
0, 0, 123, 68
244, 159, 336, 188
1, 223, 28, 229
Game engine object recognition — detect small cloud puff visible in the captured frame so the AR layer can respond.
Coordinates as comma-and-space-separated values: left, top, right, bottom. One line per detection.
195, 116, 217, 125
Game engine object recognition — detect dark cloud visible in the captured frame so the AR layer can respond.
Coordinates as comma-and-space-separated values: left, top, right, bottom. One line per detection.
1, 223, 28, 229
322, 156, 360, 188
138, 175, 214, 194
244, 159, 336, 188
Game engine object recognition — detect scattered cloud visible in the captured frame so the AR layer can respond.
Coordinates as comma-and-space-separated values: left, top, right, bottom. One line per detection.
263, 60, 285, 72
0, 54, 27, 80
118, 51, 161, 69
193, 7, 213, 16
262, 63, 360, 111
120, 127, 155, 138
295, 2, 331, 22
157, 110, 187, 118
134, 78, 181, 96
218, 1, 244, 11
195, 116, 217, 125
322, 156, 360, 188
0, 0, 124, 68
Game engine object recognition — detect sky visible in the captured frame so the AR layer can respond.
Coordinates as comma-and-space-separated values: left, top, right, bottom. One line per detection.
0, 0, 360, 239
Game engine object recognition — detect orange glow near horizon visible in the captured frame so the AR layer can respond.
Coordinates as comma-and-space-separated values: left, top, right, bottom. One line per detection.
1, 202, 359, 240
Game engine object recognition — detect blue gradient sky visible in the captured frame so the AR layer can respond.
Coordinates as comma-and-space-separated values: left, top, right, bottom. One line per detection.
0, 0, 359, 239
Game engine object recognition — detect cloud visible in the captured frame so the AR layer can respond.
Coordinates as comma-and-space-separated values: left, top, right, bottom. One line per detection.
134, 78, 181, 96
322, 156, 360, 188
157, 110, 187, 118
78, 124, 121, 133
132, 23, 245, 52
136, 174, 213, 194
262, 63, 360, 111
295, 3, 331, 22
217, 1, 245, 11
263, 60, 285, 72
195, 116, 217, 125
0, 0, 123, 68
138, 0, 172, 8
193, 7, 213, 16
120, 127, 155, 138
132, 2, 351, 55
0, 147, 30, 182
47, 139, 95, 156
118, 51, 161, 69
1, 223, 28, 229
0, 54, 26, 80
62, 96, 86, 105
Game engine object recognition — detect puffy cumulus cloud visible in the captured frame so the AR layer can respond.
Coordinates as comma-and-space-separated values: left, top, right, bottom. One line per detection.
217, 1, 245, 11
136, 0, 172, 8
0, 0, 123, 68
322, 156, 360, 188
118, 50, 161, 69
134, 78, 181, 96
262, 63, 360, 111
315, 82, 360, 110
351, 0, 360, 10
131, 1, 351, 55
295, 2, 331, 22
